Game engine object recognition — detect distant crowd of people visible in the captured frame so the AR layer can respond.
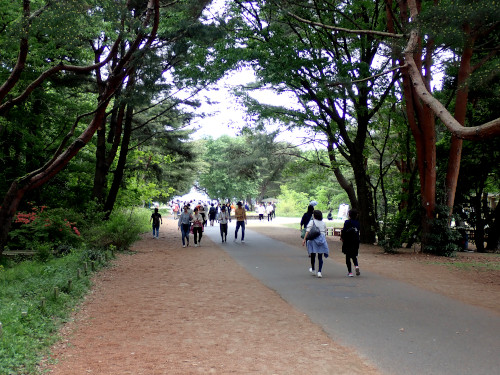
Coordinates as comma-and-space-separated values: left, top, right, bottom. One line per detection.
169, 200, 251, 246
151, 199, 361, 279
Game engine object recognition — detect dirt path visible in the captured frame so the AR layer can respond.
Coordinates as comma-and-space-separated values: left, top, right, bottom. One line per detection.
42, 218, 499, 374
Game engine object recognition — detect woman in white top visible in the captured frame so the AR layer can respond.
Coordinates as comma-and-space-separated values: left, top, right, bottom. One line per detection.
302, 210, 329, 278
218, 205, 230, 242
258, 204, 266, 220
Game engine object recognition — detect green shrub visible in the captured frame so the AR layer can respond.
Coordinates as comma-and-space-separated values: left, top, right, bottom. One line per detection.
378, 209, 421, 253
424, 205, 460, 257
276, 186, 310, 217
35, 242, 53, 262
83, 208, 150, 250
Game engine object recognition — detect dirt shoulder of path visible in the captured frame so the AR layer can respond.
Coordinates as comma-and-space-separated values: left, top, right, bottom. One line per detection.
249, 221, 500, 315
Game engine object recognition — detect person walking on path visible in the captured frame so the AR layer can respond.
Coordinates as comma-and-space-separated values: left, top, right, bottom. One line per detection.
173, 202, 179, 219
209, 203, 217, 226
266, 202, 274, 221
192, 207, 204, 247
178, 206, 192, 248
302, 210, 329, 278
257, 204, 265, 221
300, 204, 314, 240
341, 209, 361, 277
218, 205, 230, 242
150, 208, 162, 239
234, 201, 247, 243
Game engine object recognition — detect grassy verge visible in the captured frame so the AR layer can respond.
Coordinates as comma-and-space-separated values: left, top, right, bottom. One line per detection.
0, 250, 102, 374
428, 257, 500, 272
0, 207, 151, 374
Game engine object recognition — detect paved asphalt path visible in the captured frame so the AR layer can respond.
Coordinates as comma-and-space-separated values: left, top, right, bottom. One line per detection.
202, 221, 500, 375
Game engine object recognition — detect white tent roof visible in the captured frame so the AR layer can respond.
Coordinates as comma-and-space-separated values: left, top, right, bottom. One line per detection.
173, 187, 210, 203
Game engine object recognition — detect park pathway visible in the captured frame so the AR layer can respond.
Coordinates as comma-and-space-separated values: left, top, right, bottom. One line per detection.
43, 219, 381, 375
204, 221, 500, 375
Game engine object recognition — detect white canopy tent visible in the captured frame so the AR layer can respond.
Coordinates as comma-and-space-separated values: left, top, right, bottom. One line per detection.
172, 187, 210, 203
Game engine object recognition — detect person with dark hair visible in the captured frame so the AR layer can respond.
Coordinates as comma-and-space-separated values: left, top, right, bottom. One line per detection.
266, 202, 274, 221
302, 210, 329, 278
178, 206, 192, 248
209, 203, 217, 226
341, 209, 361, 277
300, 205, 315, 239
218, 205, 230, 242
234, 201, 247, 243
192, 207, 204, 247
150, 207, 162, 239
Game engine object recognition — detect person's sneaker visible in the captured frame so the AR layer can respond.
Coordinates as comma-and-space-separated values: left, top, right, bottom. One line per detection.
355, 267, 360, 276
309, 267, 316, 275
241, 240, 245, 243
317, 272, 322, 278
348, 273, 354, 277
233, 238, 237, 242
182, 244, 186, 248
195, 244, 198, 247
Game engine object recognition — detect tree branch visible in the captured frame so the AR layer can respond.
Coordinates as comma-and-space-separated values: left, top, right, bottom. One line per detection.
0, 37, 121, 115
287, 11, 405, 39
404, 0, 500, 140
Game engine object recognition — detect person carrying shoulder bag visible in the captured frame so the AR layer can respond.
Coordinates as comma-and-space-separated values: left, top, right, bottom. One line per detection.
302, 210, 329, 278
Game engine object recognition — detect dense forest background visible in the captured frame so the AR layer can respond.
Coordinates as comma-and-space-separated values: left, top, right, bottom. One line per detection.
1, 0, 499, 256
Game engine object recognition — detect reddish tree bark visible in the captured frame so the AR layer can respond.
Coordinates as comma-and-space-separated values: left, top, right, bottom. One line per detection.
397, 0, 500, 248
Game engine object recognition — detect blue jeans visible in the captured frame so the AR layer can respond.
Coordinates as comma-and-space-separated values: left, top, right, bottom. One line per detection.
152, 224, 159, 238
235, 221, 245, 241
180, 224, 190, 245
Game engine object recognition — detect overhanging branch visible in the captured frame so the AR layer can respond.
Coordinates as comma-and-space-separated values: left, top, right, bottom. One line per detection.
287, 12, 405, 39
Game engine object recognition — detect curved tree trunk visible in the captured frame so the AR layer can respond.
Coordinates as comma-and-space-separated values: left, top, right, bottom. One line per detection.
445, 28, 474, 215
104, 103, 134, 218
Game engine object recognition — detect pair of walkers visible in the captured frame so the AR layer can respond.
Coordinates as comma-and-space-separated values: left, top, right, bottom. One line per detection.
218, 201, 247, 243
177, 206, 204, 247
301, 208, 361, 278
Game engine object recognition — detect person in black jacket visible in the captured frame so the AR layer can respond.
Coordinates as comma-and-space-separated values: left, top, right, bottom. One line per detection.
341, 209, 361, 277
300, 205, 315, 240
150, 208, 162, 239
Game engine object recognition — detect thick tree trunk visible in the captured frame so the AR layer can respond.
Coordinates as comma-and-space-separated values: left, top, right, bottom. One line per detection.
327, 141, 376, 243
486, 202, 500, 250
354, 167, 378, 244
92, 103, 125, 203
0, 181, 29, 253
92, 125, 108, 203
445, 32, 474, 214
104, 104, 134, 217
